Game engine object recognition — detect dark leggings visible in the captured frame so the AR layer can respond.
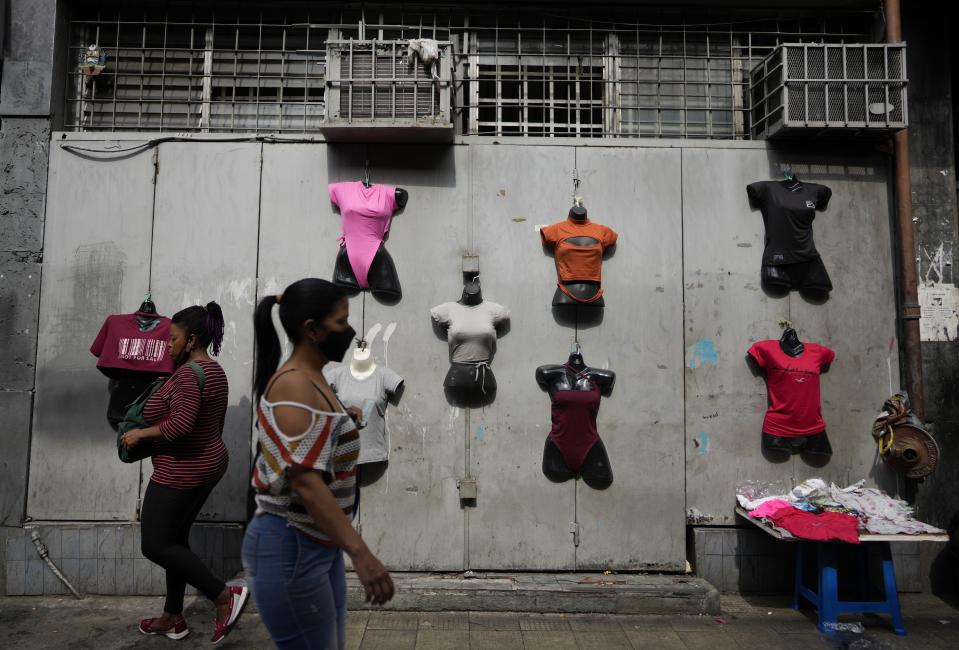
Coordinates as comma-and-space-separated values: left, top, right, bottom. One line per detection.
141, 480, 225, 614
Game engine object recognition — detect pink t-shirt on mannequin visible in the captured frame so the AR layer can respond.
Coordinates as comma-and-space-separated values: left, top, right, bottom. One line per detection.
328, 181, 398, 289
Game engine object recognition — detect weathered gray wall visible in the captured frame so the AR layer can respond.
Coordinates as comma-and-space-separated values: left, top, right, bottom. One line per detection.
0, 0, 63, 594
903, 5, 959, 594
684, 147, 900, 524
30, 135, 898, 573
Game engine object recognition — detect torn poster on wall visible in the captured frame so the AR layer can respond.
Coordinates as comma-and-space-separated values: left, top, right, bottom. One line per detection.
919, 283, 959, 341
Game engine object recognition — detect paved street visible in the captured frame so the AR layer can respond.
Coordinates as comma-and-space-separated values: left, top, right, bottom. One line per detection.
1, 593, 957, 649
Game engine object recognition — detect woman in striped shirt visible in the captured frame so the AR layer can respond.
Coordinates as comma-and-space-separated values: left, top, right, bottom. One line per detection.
120, 302, 249, 643
245, 278, 394, 649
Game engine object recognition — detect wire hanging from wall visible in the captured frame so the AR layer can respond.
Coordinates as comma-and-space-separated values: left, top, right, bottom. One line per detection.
361, 292, 367, 345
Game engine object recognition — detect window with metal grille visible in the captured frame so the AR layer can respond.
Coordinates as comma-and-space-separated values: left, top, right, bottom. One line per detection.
67, 5, 337, 132
65, 3, 873, 139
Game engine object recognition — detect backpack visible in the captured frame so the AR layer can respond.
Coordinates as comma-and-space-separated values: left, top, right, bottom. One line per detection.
116, 362, 205, 463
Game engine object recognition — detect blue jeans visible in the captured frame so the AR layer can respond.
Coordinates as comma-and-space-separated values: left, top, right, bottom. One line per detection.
242, 513, 347, 650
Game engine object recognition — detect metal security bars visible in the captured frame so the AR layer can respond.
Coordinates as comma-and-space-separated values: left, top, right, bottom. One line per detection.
67, 9, 335, 132
65, 3, 875, 139
320, 39, 454, 141
751, 43, 907, 139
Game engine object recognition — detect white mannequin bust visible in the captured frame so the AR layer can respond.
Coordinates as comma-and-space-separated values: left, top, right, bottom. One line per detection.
350, 344, 377, 380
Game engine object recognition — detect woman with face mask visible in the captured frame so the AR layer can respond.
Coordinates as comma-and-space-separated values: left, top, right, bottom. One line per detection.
120, 301, 249, 644
245, 278, 394, 649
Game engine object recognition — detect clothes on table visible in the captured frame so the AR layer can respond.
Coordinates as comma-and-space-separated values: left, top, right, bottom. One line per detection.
766, 506, 861, 544
737, 478, 944, 540
748, 499, 792, 519
800, 480, 943, 536
736, 493, 789, 512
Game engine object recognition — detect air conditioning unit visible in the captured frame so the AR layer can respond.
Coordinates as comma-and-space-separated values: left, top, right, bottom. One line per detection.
751, 43, 907, 139
320, 39, 454, 143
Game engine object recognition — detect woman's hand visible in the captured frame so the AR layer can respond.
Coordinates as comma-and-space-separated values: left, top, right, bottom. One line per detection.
346, 406, 365, 428
120, 429, 143, 449
351, 549, 394, 605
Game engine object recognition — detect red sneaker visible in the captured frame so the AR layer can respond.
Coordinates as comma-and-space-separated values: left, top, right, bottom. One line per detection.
210, 584, 249, 644
138, 615, 190, 640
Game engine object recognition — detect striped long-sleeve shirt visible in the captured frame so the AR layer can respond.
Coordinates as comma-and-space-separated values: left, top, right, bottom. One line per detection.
143, 360, 229, 488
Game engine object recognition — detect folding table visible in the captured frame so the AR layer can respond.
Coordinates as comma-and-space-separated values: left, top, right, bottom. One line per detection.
735, 505, 947, 635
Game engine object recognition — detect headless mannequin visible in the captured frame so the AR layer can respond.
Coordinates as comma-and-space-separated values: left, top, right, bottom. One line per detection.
135, 297, 162, 329
346, 340, 392, 486
439, 278, 500, 406
549, 205, 606, 306
536, 349, 616, 490
333, 187, 409, 301
758, 324, 832, 465
779, 326, 804, 357
780, 172, 802, 192
461, 276, 482, 306
104, 297, 168, 431
350, 342, 377, 380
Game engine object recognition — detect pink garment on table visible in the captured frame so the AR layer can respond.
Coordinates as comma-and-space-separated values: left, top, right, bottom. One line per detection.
766, 507, 860, 544
328, 181, 398, 289
749, 499, 792, 519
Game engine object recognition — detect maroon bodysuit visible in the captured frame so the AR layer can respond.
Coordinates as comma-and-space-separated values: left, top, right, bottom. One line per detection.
547, 375, 602, 473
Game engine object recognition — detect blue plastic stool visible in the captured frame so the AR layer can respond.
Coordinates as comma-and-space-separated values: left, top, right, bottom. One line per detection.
792, 540, 906, 635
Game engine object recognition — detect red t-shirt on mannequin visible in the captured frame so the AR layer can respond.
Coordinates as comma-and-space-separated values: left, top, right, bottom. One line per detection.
747, 340, 835, 437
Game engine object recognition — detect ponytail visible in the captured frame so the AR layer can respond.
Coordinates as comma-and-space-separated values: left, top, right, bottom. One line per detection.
172, 301, 225, 356
253, 278, 347, 400
253, 295, 281, 400
204, 301, 225, 356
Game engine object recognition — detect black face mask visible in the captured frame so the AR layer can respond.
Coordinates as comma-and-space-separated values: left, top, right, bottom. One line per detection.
173, 337, 196, 368
319, 326, 356, 363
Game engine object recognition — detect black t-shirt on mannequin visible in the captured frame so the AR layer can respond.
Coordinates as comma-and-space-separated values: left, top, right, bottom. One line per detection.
747, 178, 833, 294
747, 179, 832, 265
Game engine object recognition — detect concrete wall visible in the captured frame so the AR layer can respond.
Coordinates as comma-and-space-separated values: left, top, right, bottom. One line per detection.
0, 0, 62, 595
682, 146, 900, 525
26, 135, 900, 579
903, 5, 959, 595
3, 0, 951, 595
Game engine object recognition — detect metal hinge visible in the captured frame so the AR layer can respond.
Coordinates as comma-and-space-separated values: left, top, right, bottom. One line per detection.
569, 521, 580, 547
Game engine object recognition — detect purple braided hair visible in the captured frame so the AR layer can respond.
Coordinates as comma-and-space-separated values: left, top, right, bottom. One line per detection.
207, 313, 224, 356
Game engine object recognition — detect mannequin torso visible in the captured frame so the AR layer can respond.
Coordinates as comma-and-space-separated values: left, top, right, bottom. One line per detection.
536, 354, 616, 396
779, 327, 804, 357
330, 181, 408, 299
350, 345, 377, 380
541, 205, 617, 306
535, 352, 616, 489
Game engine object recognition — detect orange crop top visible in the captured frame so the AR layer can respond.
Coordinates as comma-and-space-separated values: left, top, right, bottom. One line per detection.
540, 219, 618, 302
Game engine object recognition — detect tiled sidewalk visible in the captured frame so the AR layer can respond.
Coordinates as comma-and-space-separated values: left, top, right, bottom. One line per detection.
1, 593, 957, 648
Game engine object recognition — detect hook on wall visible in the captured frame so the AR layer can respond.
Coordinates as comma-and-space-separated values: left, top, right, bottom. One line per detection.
363, 143, 372, 188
